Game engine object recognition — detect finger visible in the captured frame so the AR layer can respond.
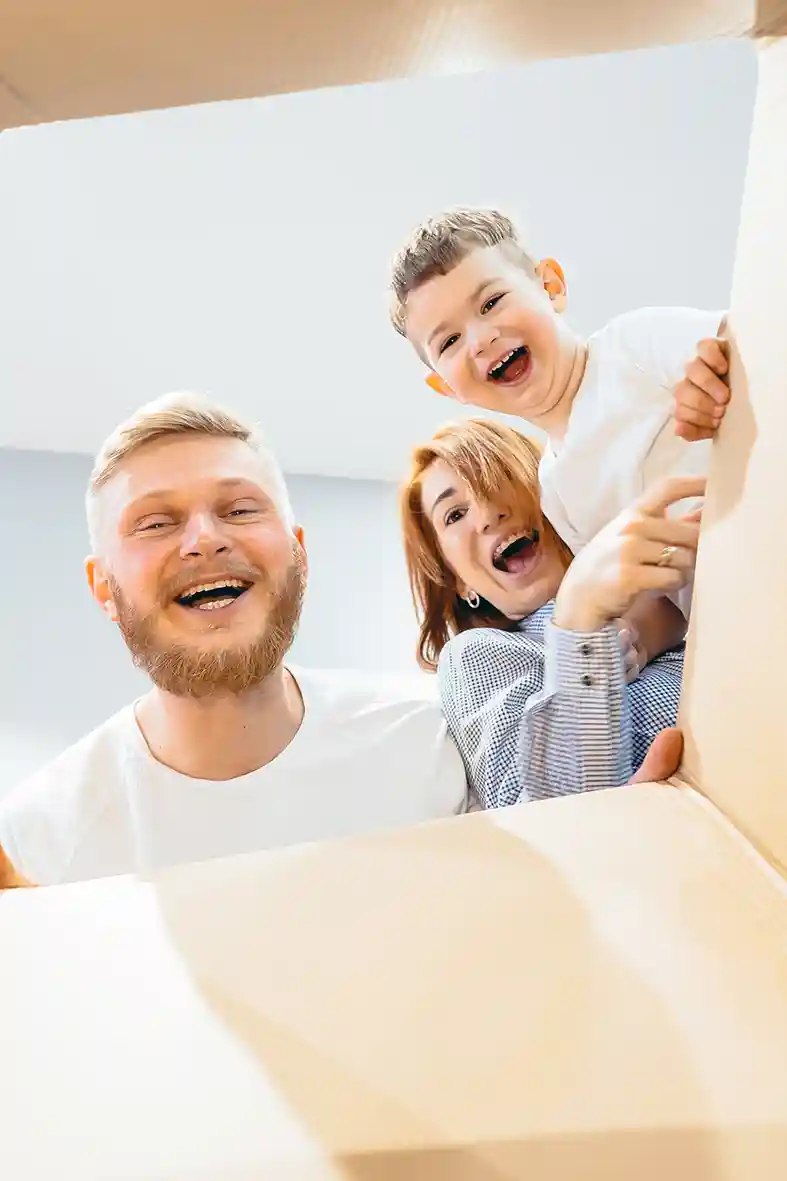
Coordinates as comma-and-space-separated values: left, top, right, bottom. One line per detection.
694, 337, 730, 379
674, 405, 722, 434
674, 383, 726, 422
636, 516, 702, 551
628, 728, 684, 784
684, 356, 730, 405
631, 536, 697, 573
675, 420, 716, 442
638, 476, 707, 518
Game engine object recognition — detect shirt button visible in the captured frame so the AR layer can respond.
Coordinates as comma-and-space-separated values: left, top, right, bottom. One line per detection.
581, 673, 593, 688
579, 643, 592, 658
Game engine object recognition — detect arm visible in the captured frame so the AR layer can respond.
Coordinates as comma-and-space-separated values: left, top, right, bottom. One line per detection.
438, 622, 631, 810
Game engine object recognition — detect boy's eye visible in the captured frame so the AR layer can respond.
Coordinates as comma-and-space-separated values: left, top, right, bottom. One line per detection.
482, 293, 505, 314
438, 333, 459, 356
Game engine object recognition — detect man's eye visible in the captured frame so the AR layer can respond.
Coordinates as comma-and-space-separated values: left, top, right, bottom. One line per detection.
439, 333, 459, 356
139, 519, 173, 532
482, 293, 504, 313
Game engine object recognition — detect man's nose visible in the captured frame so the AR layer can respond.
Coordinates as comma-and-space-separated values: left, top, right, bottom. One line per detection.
180, 514, 230, 559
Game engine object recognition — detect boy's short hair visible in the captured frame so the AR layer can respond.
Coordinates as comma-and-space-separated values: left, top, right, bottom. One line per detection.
389, 207, 538, 338
86, 391, 295, 548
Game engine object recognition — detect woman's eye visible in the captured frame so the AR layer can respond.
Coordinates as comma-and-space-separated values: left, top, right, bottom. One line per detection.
439, 333, 459, 356
481, 293, 504, 314
444, 506, 465, 526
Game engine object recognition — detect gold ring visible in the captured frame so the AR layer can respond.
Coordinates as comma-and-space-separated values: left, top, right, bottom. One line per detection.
657, 545, 678, 567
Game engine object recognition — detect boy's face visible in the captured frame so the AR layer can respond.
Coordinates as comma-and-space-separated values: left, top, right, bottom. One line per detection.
404, 244, 573, 422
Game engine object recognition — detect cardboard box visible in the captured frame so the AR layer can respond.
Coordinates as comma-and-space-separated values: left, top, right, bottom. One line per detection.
1, 1, 786, 1178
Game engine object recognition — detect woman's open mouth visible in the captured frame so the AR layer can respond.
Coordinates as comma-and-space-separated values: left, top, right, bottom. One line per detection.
492, 530, 540, 576
487, 346, 532, 386
174, 578, 253, 612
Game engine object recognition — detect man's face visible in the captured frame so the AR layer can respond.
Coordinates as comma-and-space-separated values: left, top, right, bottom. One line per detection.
87, 435, 306, 697
404, 244, 571, 422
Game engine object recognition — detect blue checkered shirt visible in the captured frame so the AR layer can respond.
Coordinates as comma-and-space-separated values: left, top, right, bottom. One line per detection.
438, 602, 683, 808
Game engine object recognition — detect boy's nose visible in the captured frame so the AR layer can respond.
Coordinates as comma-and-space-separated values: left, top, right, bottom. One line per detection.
468, 322, 500, 356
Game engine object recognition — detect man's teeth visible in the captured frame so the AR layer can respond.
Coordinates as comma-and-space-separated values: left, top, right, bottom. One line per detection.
184, 579, 246, 596
194, 598, 235, 611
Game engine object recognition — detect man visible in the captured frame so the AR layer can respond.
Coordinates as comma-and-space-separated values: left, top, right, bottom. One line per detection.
0, 393, 685, 890
0, 393, 468, 885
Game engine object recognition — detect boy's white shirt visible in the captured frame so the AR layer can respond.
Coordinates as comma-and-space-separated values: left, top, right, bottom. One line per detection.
539, 306, 723, 616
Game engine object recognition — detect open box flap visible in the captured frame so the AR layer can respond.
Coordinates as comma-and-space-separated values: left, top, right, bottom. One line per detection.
2, 785, 787, 1178
0, 0, 754, 130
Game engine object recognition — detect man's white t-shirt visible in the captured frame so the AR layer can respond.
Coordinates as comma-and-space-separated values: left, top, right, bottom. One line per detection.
0, 667, 468, 886
539, 306, 724, 556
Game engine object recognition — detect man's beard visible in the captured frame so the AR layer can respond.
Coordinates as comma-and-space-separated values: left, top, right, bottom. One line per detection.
109, 543, 306, 699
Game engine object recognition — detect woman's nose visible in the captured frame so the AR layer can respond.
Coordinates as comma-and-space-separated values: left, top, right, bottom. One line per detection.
478, 506, 507, 533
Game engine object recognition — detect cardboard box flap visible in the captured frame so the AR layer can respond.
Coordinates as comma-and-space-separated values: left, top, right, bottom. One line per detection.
2, 786, 787, 1179
680, 33, 787, 874
0, 0, 754, 131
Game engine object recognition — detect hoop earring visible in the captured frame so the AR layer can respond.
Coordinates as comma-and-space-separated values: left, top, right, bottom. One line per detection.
466, 590, 480, 609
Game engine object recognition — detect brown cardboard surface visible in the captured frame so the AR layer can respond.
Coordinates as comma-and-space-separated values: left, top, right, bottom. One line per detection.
2, 785, 787, 1179
0, 0, 753, 130
679, 35, 787, 873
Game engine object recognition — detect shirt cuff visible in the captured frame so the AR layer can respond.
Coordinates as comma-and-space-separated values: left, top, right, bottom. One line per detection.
543, 621, 624, 698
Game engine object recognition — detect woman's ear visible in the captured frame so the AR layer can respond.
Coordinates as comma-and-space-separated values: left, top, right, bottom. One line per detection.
535, 257, 567, 313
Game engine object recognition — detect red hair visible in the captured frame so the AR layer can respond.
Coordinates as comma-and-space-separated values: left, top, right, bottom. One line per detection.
401, 418, 573, 671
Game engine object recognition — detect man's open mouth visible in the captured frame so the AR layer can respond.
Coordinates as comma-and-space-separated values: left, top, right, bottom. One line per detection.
487, 346, 531, 385
492, 530, 540, 574
174, 578, 253, 611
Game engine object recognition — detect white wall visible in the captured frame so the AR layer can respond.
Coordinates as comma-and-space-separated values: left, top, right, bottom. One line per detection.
0, 447, 421, 795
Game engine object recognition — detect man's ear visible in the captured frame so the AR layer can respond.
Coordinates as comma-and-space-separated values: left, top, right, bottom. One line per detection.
85, 556, 118, 622
293, 526, 309, 572
425, 372, 456, 399
535, 257, 567, 312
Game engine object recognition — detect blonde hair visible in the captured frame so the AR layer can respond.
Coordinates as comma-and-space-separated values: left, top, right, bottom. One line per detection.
86, 392, 295, 548
401, 418, 573, 671
389, 207, 538, 338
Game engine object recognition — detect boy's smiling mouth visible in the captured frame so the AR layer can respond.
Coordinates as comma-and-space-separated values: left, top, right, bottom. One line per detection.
487, 345, 532, 385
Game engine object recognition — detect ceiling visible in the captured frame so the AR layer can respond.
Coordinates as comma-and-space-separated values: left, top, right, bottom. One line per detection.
0, 38, 756, 482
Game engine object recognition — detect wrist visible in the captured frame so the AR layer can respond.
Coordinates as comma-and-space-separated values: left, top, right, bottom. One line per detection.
552, 595, 606, 634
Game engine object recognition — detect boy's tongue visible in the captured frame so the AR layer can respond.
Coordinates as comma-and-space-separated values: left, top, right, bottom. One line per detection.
494, 348, 530, 385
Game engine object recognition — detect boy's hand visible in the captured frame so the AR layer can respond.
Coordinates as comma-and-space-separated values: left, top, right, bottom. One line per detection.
674, 321, 730, 442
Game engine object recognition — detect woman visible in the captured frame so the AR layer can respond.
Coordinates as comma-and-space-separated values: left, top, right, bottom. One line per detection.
401, 419, 701, 808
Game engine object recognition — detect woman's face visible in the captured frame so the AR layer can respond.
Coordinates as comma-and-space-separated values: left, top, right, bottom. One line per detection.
419, 458, 566, 619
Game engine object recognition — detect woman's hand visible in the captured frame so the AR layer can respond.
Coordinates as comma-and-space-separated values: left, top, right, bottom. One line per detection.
616, 618, 648, 683
552, 477, 705, 635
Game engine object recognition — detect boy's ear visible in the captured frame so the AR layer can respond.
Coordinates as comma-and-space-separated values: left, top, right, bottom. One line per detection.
535, 257, 567, 312
426, 372, 455, 399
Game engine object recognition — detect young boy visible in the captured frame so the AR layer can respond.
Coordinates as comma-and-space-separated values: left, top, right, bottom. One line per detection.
389, 207, 729, 666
